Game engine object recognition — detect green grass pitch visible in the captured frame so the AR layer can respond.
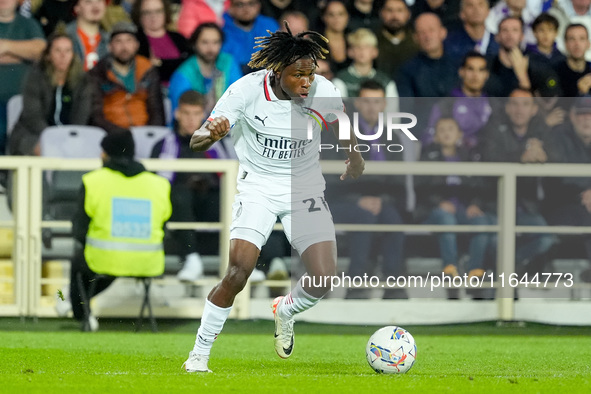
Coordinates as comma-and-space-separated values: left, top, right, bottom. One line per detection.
0, 318, 590, 393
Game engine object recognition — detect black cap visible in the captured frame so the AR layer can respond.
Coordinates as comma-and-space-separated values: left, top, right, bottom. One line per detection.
101, 130, 135, 158
110, 22, 138, 42
573, 96, 591, 114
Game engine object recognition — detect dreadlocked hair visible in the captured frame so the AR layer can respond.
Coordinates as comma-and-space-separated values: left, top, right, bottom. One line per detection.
248, 21, 329, 73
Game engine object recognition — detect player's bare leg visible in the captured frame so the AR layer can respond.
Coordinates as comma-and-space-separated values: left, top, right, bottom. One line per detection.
299, 241, 338, 297
184, 239, 260, 372
273, 241, 337, 358
208, 239, 260, 307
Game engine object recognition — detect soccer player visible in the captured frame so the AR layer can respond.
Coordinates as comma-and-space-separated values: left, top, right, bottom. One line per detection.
182, 24, 365, 373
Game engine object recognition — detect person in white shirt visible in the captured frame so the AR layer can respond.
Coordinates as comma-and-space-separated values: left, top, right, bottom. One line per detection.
485, 0, 539, 46
182, 23, 365, 373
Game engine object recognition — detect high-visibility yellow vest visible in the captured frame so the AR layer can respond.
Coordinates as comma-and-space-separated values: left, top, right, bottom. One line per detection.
83, 167, 172, 277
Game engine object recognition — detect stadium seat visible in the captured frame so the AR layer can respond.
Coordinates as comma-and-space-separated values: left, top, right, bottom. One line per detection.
40, 126, 106, 237
40, 125, 106, 159
130, 126, 173, 159
6, 94, 23, 138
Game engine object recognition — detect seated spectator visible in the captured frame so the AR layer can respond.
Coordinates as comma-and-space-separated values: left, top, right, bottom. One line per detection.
396, 12, 458, 98
416, 117, 495, 279
131, 0, 191, 85
486, 0, 539, 45
222, 0, 280, 74
323, 80, 407, 299
168, 22, 241, 115
485, 16, 562, 97
347, 0, 380, 32
445, 0, 499, 62
177, 0, 228, 39
315, 58, 334, 81
0, 0, 46, 154
554, 23, 591, 97
102, 0, 133, 32
545, 96, 591, 282
425, 51, 492, 150
411, 0, 461, 31
9, 32, 92, 156
549, 0, 591, 61
318, 0, 350, 73
261, 0, 316, 26
33, 0, 77, 37
480, 89, 556, 272
278, 10, 308, 35
89, 22, 165, 133
69, 130, 172, 331
66, 0, 109, 71
525, 13, 565, 66
375, 0, 418, 78
332, 28, 398, 98
151, 91, 222, 281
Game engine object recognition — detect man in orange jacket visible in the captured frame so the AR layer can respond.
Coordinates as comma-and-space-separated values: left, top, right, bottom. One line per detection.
89, 21, 165, 133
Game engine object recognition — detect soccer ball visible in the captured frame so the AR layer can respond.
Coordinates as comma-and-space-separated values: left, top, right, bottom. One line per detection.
365, 326, 417, 374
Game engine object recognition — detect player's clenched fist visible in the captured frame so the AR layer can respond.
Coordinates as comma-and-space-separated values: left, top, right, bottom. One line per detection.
206, 116, 230, 141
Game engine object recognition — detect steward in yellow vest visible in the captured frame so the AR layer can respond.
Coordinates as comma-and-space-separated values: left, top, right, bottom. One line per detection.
69, 130, 171, 329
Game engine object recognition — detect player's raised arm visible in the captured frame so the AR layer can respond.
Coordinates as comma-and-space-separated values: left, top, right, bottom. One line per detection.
190, 116, 231, 152
333, 124, 365, 180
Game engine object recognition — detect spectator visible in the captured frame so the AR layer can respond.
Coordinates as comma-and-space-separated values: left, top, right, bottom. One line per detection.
554, 23, 591, 97
9, 32, 92, 156
33, 0, 77, 37
151, 90, 226, 281
222, 0, 280, 74
177, 0, 228, 39
319, 0, 351, 73
102, 0, 134, 32
549, 0, 591, 61
261, 0, 316, 26
70, 130, 172, 331
544, 96, 591, 282
375, 0, 418, 78
278, 10, 308, 34
89, 21, 165, 133
417, 117, 495, 280
485, 16, 562, 97
425, 51, 492, 150
323, 80, 406, 299
332, 28, 398, 98
486, 0, 538, 45
168, 22, 241, 115
445, 0, 499, 62
0, 0, 46, 154
525, 13, 565, 66
396, 12, 458, 98
131, 0, 191, 85
411, 0, 461, 31
66, 0, 109, 71
480, 88, 556, 272
315, 58, 334, 80
347, 0, 380, 32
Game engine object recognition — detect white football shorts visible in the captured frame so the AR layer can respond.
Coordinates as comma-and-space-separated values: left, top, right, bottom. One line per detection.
230, 173, 335, 255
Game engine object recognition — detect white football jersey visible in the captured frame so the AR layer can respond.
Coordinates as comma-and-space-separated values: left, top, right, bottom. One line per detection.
208, 69, 344, 196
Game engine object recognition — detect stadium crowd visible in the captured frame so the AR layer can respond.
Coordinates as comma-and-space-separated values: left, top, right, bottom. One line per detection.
3, 0, 591, 295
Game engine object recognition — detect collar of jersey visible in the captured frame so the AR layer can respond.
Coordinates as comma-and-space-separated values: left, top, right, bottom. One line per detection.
264, 72, 279, 101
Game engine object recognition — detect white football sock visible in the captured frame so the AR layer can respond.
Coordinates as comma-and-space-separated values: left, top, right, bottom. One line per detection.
278, 278, 321, 319
193, 299, 232, 356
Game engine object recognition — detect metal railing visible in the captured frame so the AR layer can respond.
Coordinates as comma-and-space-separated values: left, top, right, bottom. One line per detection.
0, 157, 589, 321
